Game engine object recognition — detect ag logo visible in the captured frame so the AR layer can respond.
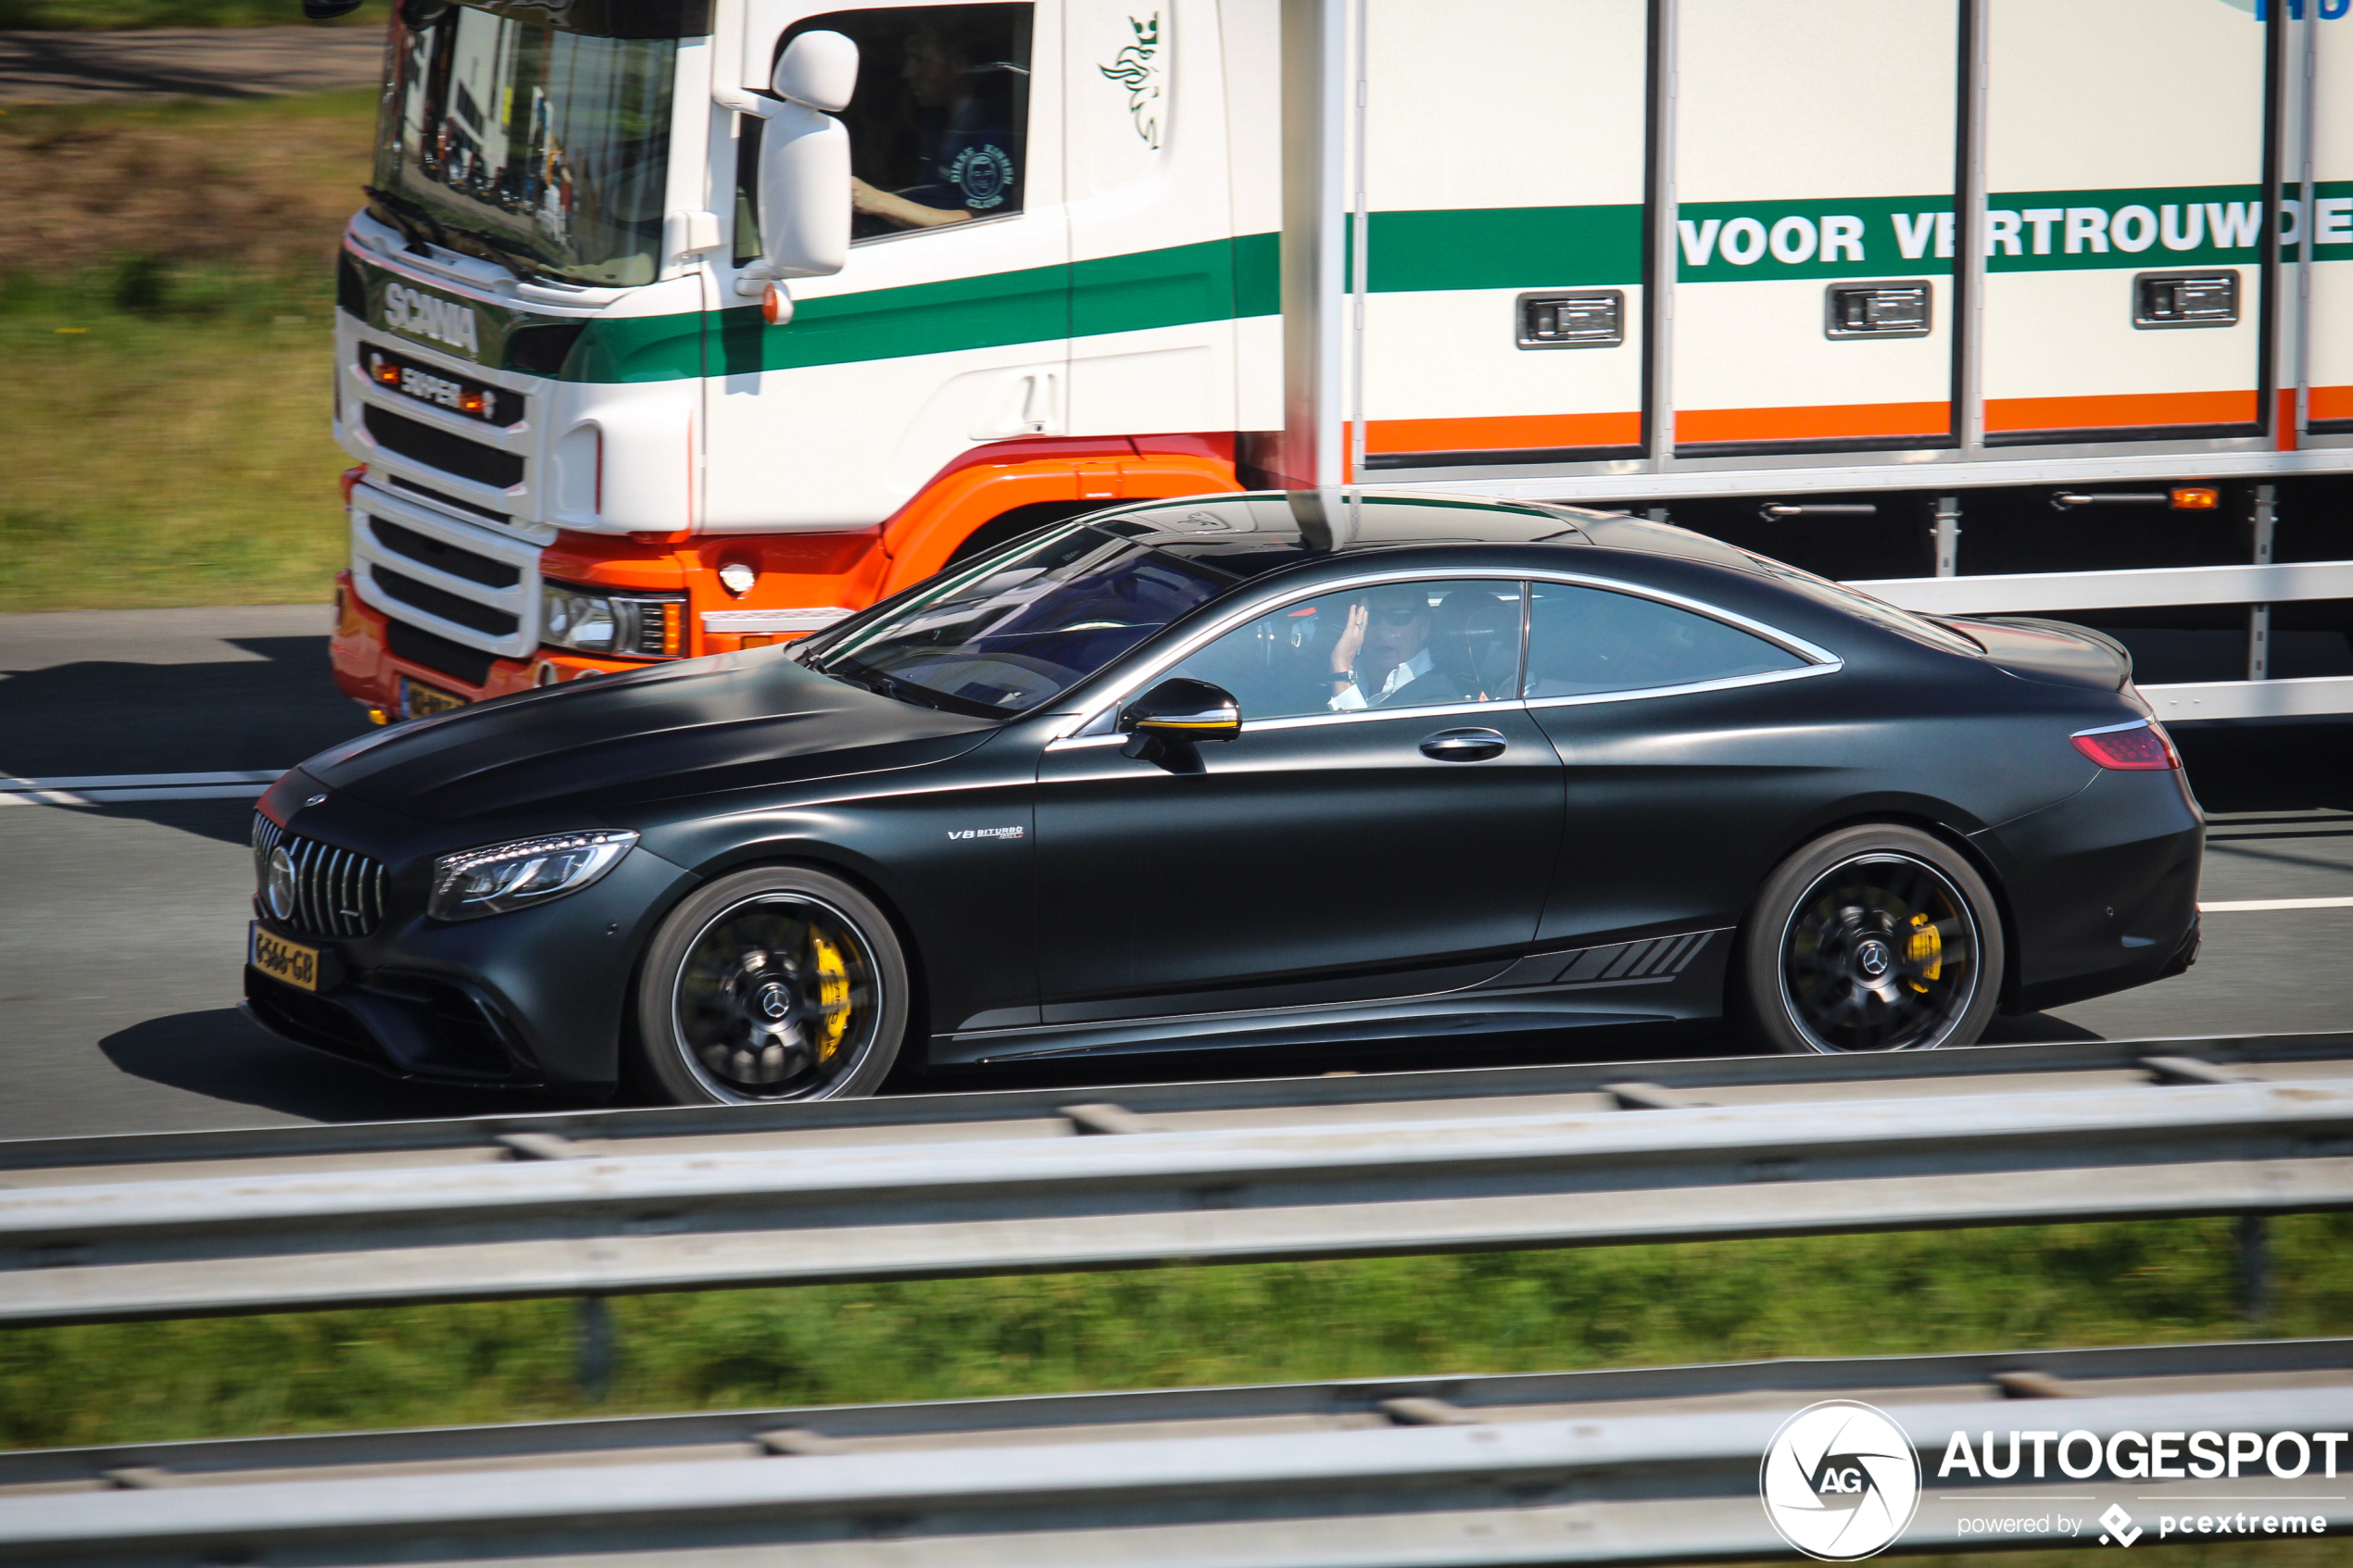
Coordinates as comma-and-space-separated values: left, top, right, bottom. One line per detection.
1759, 1400, 1921, 1561
949, 144, 1015, 209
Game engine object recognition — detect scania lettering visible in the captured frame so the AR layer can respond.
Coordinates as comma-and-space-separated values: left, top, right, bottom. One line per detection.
317, 0, 2353, 723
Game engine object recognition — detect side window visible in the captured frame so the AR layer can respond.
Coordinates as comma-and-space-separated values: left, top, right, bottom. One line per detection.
754, 4, 1032, 249
1523, 583, 1806, 699
1164, 581, 1524, 722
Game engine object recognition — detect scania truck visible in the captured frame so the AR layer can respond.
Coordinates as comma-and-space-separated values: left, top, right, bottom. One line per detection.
320, 0, 2351, 724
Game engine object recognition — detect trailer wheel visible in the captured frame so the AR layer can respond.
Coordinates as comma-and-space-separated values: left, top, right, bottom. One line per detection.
631, 867, 908, 1103
1736, 824, 2003, 1054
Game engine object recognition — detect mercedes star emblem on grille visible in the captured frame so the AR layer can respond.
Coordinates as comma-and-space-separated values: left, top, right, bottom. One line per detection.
266, 847, 299, 922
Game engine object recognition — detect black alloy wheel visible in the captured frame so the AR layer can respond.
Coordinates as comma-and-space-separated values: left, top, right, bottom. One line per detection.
1738, 824, 2004, 1055
633, 867, 908, 1103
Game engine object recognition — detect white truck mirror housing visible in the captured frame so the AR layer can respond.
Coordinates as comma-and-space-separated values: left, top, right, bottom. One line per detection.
773, 29, 857, 113
755, 32, 857, 280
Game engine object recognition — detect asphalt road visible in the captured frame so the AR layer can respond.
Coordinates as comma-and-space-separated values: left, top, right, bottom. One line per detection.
1, 605, 2348, 1141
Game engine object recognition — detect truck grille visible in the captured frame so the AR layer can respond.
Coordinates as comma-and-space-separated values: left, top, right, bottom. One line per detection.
364, 405, 524, 490
252, 815, 389, 940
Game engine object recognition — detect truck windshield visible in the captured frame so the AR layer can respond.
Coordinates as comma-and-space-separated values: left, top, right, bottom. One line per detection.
799, 525, 1236, 718
375, 4, 675, 286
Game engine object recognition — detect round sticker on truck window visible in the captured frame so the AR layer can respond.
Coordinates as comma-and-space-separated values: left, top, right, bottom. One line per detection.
950, 144, 1015, 208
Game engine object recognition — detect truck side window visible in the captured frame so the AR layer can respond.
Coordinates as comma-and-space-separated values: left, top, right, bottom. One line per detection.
749, 3, 1031, 250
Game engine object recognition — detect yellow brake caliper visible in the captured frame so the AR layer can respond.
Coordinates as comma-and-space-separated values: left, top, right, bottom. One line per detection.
812, 935, 852, 1061
1906, 912, 1943, 992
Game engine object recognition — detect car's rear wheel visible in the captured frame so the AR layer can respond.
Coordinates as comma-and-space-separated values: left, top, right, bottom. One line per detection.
631, 867, 908, 1103
1737, 824, 2003, 1054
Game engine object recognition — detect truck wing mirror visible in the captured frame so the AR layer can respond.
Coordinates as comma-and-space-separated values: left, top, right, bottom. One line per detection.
758, 31, 858, 280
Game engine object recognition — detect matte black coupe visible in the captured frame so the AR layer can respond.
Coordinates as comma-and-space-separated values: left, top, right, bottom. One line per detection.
247, 494, 2203, 1102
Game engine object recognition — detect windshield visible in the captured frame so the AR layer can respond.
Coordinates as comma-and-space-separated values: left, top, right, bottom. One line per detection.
375, 5, 675, 286
801, 525, 1236, 716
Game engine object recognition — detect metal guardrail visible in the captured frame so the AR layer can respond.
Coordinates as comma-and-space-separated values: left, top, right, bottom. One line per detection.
5, 1336, 2347, 1565
3, 1034, 2349, 1327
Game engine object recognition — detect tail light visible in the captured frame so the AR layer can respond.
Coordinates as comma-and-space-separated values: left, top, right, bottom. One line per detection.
2072, 720, 2180, 771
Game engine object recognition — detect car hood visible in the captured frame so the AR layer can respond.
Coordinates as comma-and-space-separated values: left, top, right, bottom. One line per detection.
1947, 616, 2132, 692
303, 649, 1002, 823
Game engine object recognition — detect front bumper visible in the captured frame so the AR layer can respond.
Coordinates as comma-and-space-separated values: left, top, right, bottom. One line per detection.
332, 570, 662, 716
243, 835, 693, 1091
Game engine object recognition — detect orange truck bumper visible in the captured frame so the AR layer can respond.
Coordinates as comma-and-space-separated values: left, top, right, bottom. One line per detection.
331, 571, 648, 721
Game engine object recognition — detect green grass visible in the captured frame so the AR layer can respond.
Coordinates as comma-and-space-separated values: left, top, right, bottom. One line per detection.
6, 1215, 2349, 1451
0, 0, 386, 26
0, 90, 376, 611
0, 275, 353, 610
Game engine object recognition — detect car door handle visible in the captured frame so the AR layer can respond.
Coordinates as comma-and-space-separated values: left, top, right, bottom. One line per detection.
1420, 728, 1508, 761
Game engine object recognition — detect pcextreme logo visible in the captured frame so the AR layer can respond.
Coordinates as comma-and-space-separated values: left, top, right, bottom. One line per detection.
1760, 1401, 1923, 1562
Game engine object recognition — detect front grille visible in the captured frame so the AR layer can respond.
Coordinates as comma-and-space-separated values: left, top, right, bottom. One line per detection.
252, 814, 388, 939
387, 618, 496, 684
364, 404, 524, 489
370, 517, 522, 588
371, 565, 521, 637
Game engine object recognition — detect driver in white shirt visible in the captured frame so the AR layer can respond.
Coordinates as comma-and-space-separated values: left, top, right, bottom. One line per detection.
1325, 585, 1464, 710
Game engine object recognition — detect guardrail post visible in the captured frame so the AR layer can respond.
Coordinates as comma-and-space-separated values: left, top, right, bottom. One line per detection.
2238, 1214, 2271, 1323
1932, 495, 1960, 578
577, 1295, 615, 1401
2249, 483, 2276, 681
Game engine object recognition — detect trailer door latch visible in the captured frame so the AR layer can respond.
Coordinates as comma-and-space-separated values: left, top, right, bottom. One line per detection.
1516, 290, 1625, 349
1824, 282, 1931, 338
2133, 271, 2239, 329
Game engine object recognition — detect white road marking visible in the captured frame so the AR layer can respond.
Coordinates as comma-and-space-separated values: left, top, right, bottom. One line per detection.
0, 770, 280, 807
2199, 897, 2353, 913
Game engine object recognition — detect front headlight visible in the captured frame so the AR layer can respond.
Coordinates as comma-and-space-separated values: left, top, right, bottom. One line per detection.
429, 830, 639, 922
541, 581, 685, 658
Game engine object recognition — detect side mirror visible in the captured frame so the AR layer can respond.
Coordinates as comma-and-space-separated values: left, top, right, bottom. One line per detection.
1118, 679, 1241, 763
757, 32, 858, 280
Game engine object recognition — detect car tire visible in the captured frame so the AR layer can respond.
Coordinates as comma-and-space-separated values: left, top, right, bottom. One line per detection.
1735, 824, 2004, 1055
630, 866, 910, 1104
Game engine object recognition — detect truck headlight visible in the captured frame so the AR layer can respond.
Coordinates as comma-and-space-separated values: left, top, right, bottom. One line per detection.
429, 830, 638, 922
541, 581, 685, 658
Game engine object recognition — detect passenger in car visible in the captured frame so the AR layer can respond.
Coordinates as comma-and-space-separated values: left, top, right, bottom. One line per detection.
1327, 585, 1466, 710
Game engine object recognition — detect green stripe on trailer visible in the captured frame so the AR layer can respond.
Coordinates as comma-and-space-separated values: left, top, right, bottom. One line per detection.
1675, 196, 1959, 282
554, 182, 2351, 384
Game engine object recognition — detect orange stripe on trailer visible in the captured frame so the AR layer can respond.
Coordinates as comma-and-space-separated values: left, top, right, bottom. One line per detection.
2311, 386, 2353, 424
1674, 401, 1951, 445
1364, 411, 1641, 456
1983, 390, 2258, 433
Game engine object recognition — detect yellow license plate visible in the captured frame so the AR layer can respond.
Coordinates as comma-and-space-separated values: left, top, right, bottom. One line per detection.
400, 677, 468, 718
250, 924, 322, 992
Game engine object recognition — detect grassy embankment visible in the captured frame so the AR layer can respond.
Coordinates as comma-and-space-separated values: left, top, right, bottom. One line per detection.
0, 1, 385, 27
0, 90, 373, 610
4, 1216, 2350, 1564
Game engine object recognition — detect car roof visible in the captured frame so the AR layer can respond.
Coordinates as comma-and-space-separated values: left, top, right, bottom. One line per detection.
1093, 490, 1765, 579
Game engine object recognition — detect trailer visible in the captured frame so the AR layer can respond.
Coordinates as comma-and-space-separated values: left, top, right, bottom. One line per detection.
320, 0, 2352, 723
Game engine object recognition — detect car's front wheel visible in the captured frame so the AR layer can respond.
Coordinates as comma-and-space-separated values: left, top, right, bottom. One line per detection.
1736, 824, 2004, 1054
631, 867, 909, 1103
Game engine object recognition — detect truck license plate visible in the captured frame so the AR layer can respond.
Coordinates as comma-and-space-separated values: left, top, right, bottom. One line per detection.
250, 923, 321, 992
400, 676, 468, 719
